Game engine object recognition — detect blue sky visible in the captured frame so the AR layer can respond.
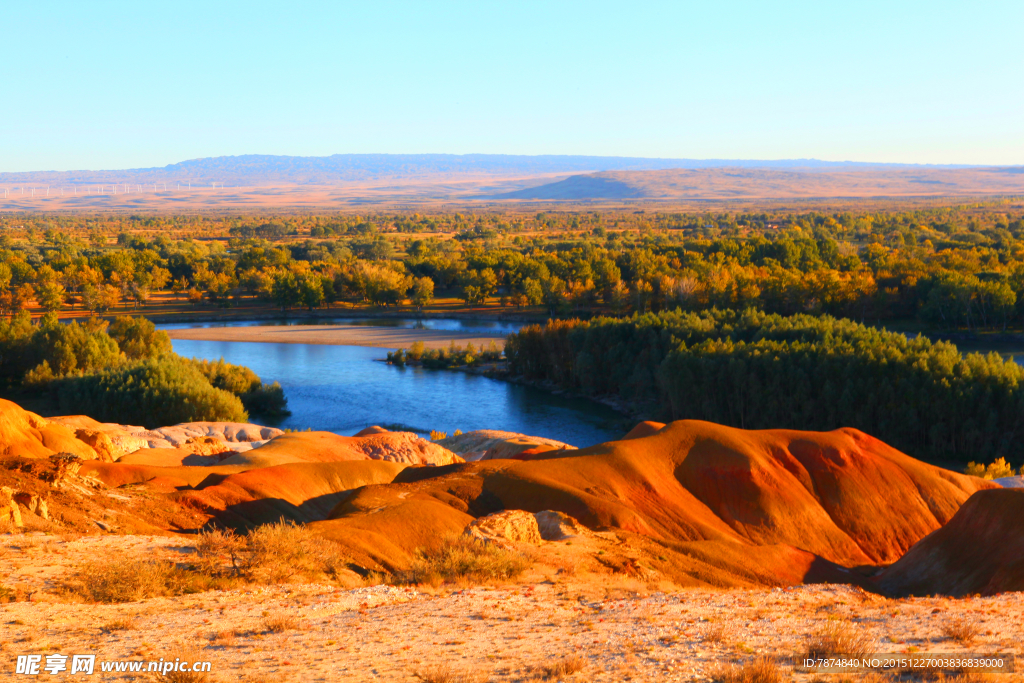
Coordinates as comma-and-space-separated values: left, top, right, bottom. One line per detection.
2, 1, 1022, 171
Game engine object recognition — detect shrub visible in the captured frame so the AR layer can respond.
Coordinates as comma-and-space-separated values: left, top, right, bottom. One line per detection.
399, 535, 529, 585
240, 381, 290, 417
190, 357, 290, 417
394, 340, 498, 369
61, 558, 190, 603
941, 616, 980, 645
0, 312, 121, 383
195, 521, 350, 583
804, 620, 872, 660
107, 316, 172, 360
531, 654, 587, 679
700, 621, 733, 644
54, 356, 247, 427
189, 357, 260, 395
964, 457, 1016, 479
262, 614, 301, 633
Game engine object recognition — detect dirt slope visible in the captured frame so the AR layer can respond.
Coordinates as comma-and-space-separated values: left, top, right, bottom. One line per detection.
877, 488, 1024, 596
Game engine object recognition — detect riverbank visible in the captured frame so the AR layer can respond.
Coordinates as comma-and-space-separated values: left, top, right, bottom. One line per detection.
166, 324, 509, 350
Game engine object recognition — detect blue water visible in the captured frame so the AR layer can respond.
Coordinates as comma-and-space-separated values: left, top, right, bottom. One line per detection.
169, 335, 626, 448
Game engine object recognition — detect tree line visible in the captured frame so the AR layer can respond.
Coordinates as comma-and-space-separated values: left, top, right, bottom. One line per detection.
505, 308, 1024, 464
0, 202, 1023, 331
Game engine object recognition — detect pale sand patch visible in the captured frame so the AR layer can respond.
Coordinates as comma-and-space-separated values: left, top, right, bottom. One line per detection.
166, 325, 507, 350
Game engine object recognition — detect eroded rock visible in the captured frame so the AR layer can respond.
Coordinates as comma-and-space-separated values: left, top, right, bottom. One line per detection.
464, 510, 542, 547
438, 430, 574, 462
534, 510, 587, 541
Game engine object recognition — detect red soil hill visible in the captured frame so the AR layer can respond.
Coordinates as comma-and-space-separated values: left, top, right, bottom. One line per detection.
877, 488, 1024, 596
314, 420, 992, 579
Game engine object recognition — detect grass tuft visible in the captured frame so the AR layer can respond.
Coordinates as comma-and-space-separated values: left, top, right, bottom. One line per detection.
701, 621, 733, 644
941, 615, 981, 646
413, 663, 484, 683
531, 654, 587, 679
195, 521, 351, 583
804, 620, 871, 659
398, 535, 529, 585
710, 656, 783, 683
101, 615, 137, 631
262, 614, 301, 633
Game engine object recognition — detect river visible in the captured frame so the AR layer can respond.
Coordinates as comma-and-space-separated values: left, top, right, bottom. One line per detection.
163, 319, 626, 448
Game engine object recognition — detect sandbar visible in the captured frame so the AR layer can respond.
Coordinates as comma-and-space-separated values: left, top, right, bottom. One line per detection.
165, 324, 508, 350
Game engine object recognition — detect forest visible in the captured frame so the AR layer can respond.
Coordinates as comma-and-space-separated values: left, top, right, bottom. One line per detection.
505, 309, 1024, 465
0, 200, 1022, 331
0, 313, 288, 426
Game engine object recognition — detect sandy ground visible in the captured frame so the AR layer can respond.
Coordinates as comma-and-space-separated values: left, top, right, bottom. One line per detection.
2, 534, 1022, 682
165, 325, 508, 350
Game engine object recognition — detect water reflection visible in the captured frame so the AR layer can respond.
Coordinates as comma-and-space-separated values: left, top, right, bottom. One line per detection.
158, 317, 523, 335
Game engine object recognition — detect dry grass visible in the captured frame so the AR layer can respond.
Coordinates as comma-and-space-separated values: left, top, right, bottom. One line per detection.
58, 522, 350, 603
151, 665, 211, 683
60, 558, 190, 603
398, 535, 529, 585
941, 615, 981, 645
530, 654, 587, 679
710, 656, 783, 683
701, 620, 734, 644
195, 521, 351, 583
101, 615, 137, 631
262, 614, 301, 633
804, 620, 872, 659
209, 629, 238, 646
413, 663, 484, 683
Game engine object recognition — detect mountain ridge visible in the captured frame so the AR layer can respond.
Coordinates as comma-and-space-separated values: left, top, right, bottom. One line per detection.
0, 153, 993, 186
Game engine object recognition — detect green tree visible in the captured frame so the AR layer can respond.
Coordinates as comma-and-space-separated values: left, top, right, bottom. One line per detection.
108, 316, 173, 360
37, 281, 66, 312
411, 276, 434, 309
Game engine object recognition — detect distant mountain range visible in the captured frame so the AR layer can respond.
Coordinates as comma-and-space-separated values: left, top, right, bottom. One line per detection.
494, 167, 1024, 201
0, 153, 991, 187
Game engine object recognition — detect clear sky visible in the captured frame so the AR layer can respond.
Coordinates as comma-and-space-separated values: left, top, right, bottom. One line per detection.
3, 0, 1022, 171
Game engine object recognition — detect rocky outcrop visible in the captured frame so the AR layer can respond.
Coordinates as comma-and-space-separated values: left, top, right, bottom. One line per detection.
51, 415, 284, 460
438, 430, 574, 461
13, 491, 49, 521
534, 510, 587, 541
71, 429, 118, 462
351, 432, 462, 466
0, 401, 98, 460
0, 486, 23, 527
464, 510, 542, 547
146, 422, 283, 447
